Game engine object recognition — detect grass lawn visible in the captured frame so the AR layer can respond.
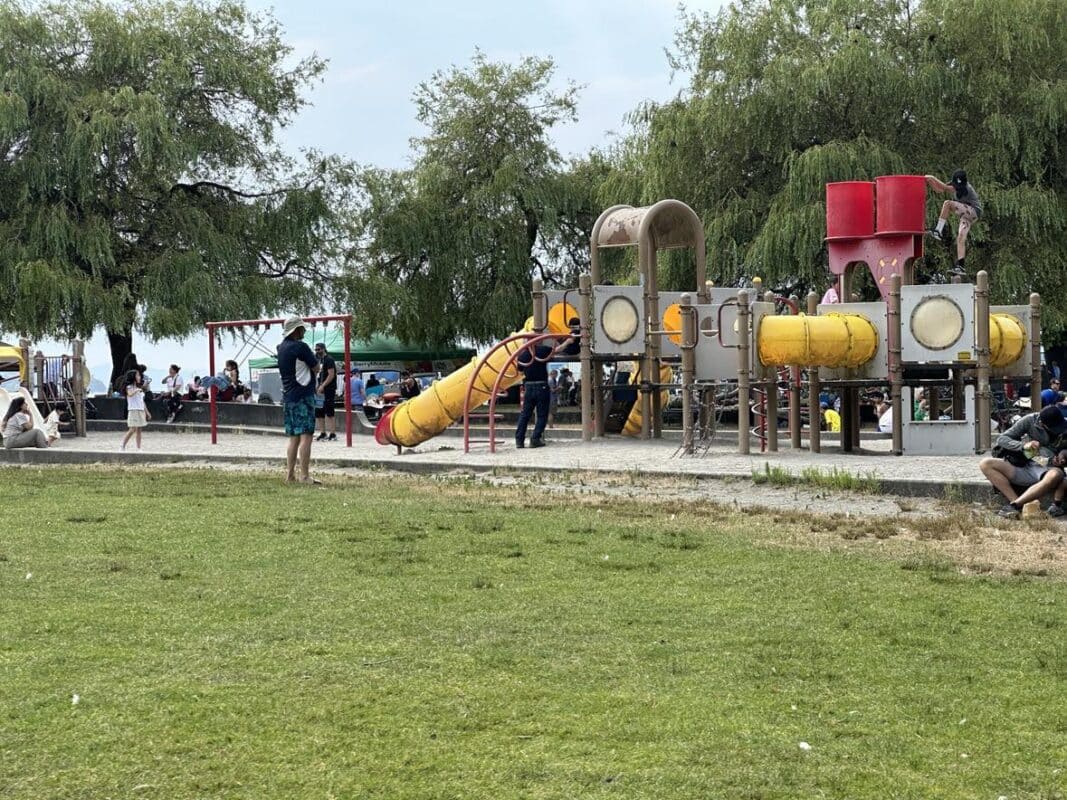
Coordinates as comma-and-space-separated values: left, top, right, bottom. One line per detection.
1, 466, 1065, 799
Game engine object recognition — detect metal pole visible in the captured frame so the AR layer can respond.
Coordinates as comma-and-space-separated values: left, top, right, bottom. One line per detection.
579, 274, 594, 442
738, 289, 751, 455
889, 274, 903, 455
71, 340, 86, 437
680, 293, 696, 455
806, 291, 821, 454
343, 317, 352, 447
975, 270, 991, 453
763, 290, 778, 452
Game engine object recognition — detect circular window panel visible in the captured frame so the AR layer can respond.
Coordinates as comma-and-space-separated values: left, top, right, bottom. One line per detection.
601, 296, 640, 344
910, 296, 965, 350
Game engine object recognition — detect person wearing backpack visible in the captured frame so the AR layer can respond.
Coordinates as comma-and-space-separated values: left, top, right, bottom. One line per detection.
980, 405, 1067, 519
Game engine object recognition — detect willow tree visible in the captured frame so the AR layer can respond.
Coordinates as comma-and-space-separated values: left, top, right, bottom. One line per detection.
347, 53, 601, 346
0, 0, 354, 381
607, 0, 1067, 329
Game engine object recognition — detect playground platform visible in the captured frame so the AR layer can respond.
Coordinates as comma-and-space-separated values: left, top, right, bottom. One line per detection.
0, 426, 993, 500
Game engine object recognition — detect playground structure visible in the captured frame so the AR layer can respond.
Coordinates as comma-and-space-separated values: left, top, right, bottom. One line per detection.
0, 338, 88, 438
373, 176, 1040, 458
205, 315, 355, 446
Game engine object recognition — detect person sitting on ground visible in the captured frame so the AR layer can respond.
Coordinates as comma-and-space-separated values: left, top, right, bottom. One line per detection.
873, 392, 893, 433
162, 364, 185, 423
186, 376, 207, 401
399, 370, 421, 400
2, 397, 49, 449
1040, 378, 1063, 408
926, 170, 982, 275
980, 404, 1067, 519
820, 402, 841, 433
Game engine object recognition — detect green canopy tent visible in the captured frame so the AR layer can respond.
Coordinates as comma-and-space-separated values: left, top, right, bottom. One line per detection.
248, 333, 475, 370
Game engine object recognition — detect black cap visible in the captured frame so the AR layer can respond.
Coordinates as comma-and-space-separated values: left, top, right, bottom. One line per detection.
1039, 404, 1067, 434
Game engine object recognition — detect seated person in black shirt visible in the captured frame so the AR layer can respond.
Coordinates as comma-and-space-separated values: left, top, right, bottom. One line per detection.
399, 370, 422, 400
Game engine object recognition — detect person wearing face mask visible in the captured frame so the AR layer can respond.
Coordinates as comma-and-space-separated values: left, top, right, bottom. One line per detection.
925, 170, 982, 276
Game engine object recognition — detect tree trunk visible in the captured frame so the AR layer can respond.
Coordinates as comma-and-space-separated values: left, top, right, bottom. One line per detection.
106, 326, 134, 392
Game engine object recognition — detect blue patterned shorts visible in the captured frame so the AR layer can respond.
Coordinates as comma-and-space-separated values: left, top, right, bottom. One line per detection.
284, 395, 317, 436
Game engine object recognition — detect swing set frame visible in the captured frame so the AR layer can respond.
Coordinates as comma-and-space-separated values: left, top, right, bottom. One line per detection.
205, 315, 353, 447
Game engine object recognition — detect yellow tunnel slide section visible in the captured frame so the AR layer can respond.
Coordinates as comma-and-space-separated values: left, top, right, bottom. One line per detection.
622, 362, 673, 437
989, 313, 1027, 368
756, 312, 1026, 370
758, 313, 879, 369
381, 303, 576, 448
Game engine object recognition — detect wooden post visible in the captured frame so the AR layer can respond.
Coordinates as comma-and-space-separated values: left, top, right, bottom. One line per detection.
532, 278, 546, 330
788, 293, 801, 450
807, 291, 821, 454
889, 274, 903, 455
1030, 292, 1042, 412
33, 350, 44, 401
71, 340, 86, 437
18, 338, 30, 388
763, 290, 778, 452
680, 293, 696, 455
975, 271, 991, 453
738, 290, 751, 455
579, 274, 594, 442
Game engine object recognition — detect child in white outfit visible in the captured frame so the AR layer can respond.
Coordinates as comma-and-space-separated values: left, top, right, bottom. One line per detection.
121, 369, 150, 451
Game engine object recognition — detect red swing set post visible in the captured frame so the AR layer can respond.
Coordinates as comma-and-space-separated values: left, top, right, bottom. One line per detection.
205, 315, 354, 447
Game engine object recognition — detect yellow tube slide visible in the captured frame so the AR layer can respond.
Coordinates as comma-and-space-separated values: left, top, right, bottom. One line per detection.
989, 313, 1027, 368
622, 362, 673, 437
377, 303, 576, 448
758, 313, 878, 369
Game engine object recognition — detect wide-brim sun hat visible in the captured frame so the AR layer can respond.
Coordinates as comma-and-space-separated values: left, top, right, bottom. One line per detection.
281, 315, 309, 337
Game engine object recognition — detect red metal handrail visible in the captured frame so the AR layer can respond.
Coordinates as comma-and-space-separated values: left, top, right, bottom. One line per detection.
486, 333, 575, 453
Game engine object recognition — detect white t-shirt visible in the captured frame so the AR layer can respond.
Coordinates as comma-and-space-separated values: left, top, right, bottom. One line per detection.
295, 360, 312, 387
878, 407, 893, 433
163, 374, 182, 394
3, 411, 29, 439
126, 387, 146, 411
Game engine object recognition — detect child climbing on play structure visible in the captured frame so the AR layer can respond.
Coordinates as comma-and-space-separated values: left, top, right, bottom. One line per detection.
925, 170, 982, 275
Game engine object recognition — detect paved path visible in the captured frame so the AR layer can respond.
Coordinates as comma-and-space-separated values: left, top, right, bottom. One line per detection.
0, 427, 989, 497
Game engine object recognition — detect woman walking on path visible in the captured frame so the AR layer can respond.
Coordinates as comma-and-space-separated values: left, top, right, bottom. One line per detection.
2, 397, 49, 449
121, 369, 150, 451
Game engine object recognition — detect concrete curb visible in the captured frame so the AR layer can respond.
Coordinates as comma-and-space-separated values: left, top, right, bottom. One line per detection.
0, 446, 992, 502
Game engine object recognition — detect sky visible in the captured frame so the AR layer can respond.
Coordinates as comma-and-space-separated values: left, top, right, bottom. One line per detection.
12, 0, 725, 383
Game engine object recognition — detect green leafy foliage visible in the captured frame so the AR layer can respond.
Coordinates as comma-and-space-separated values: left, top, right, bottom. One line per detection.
604, 0, 1067, 329
346, 52, 603, 345
0, 0, 356, 377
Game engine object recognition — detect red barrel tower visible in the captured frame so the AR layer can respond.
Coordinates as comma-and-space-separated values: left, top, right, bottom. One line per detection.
825, 174, 926, 301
